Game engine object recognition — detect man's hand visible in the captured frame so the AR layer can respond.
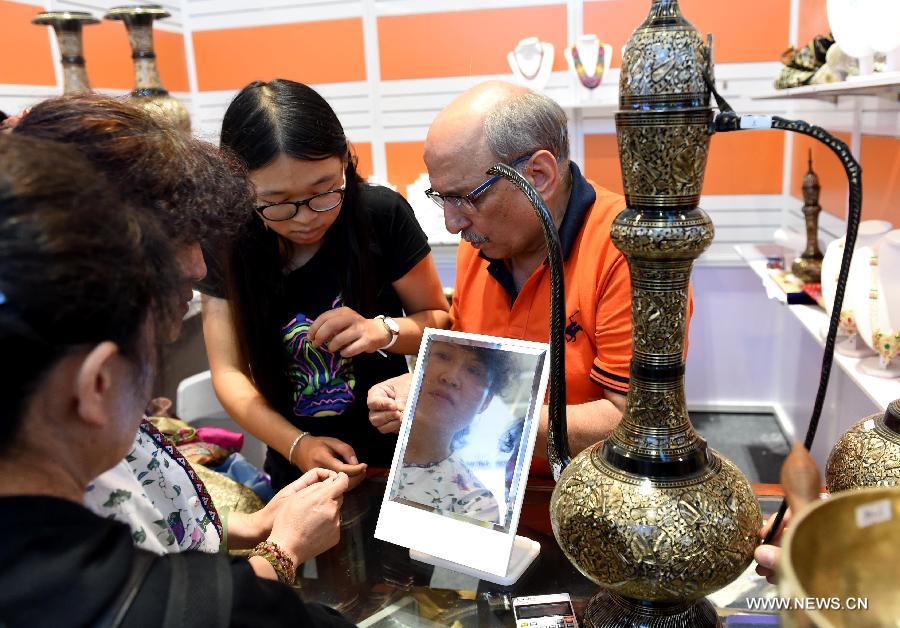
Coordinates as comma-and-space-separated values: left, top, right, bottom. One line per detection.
367, 373, 412, 434
293, 435, 367, 490
754, 509, 792, 584
308, 306, 390, 357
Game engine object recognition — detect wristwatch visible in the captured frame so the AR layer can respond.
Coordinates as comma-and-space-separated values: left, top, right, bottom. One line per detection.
375, 314, 400, 350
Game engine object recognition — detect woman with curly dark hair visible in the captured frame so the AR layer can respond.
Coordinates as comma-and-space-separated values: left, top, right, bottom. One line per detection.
14, 96, 349, 562
0, 133, 353, 627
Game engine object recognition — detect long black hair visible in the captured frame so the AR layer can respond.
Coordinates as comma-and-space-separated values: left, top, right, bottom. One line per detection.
0, 134, 180, 452
219, 79, 375, 407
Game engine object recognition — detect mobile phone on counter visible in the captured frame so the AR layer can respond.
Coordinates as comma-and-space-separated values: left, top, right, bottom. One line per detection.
512, 593, 578, 628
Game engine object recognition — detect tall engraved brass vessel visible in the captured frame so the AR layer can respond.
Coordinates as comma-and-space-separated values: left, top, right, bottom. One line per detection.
826, 398, 900, 493
548, 2, 761, 626
105, 5, 191, 132
32, 11, 99, 95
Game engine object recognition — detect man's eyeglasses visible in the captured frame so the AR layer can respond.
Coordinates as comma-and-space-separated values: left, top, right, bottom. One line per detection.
255, 175, 346, 221
424, 155, 531, 214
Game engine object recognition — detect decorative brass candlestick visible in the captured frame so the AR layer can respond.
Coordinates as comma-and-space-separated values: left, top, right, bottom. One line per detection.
547, 2, 761, 627
826, 399, 900, 493
104, 5, 190, 132
32, 11, 99, 95
791, 152, 824, 283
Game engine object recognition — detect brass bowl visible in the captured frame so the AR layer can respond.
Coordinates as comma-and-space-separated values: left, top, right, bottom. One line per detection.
779, 486, 900, 627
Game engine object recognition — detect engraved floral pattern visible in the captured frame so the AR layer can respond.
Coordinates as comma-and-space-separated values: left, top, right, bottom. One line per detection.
550, 449, 761, 602
826, 412, 900, 493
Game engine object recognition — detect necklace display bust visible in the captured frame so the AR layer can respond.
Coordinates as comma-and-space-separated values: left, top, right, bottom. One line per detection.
564, 34, 612, 91
507, 37, 555, 91
853, 230, 900, 378
821, 219, 892, 357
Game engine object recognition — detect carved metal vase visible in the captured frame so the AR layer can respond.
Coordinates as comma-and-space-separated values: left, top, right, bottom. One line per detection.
104, 5, 190, 132
791, 152, 824, 283
32, 11, 99, 95
826, 399, 900, 492
548, 2, 761, 627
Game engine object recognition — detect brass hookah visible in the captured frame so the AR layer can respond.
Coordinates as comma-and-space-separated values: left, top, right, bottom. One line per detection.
32, 11, 99, 95
104, 5, 191, 132
791, 151, 824, 283
490, 1, 862, 626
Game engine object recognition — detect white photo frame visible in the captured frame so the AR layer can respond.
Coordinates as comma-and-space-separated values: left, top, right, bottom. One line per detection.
375, 328, 550, 579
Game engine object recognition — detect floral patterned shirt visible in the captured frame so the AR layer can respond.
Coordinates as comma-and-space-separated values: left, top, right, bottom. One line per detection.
395, 455, 500, 524
84, 419, 222, 554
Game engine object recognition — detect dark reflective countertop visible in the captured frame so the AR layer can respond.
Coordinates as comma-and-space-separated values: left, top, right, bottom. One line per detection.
293, 477, 781, 627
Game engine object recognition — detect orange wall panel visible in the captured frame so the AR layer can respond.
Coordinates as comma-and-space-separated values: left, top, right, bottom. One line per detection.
860, 135, 899, 224
790, 131, 853, 218
84, 23, 189, 92
583, 135, 623, 194
797, 0, 830, 46
352, 141, 373, 179
385, 141, 426, 198
585, 0, 790, 67
156, 31, 190, 93
378, 5, 567, 81
193, 20, 365, 91
705, 131, 784, 195
1, 1, 57, 86
84, 21, 134, 89
584, 131, 784, 196
583, 0, 659, 69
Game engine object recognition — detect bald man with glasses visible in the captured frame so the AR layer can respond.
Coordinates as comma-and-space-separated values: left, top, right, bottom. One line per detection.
369, 81, 640, 476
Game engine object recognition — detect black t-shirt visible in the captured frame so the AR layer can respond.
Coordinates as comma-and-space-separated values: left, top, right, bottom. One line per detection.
199, 185, 430, 489
0, 495, 354, 628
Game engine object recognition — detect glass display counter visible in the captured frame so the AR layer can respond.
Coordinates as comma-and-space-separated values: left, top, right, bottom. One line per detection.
291, 476, 782, 627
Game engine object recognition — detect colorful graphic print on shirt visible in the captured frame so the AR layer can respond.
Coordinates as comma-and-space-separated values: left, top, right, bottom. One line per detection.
282, 296, 356, 418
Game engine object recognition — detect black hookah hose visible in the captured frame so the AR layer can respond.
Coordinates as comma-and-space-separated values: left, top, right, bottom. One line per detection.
711, 105, 863, 544
487, 163, 570, 478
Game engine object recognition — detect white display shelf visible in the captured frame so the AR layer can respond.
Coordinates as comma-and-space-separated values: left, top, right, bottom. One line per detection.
754, 72, 900, 102
734, 243, 796, 304
789, 303, 900, 410
556, 98, 618, 115
736, 244, 900, 410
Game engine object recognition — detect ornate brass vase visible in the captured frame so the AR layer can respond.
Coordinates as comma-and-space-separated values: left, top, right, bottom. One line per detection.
826, 399, 900, 493
32, 11, 99, 95
791, 153, 824, 283
548, 3, 761, 626
104, 5, 190, 132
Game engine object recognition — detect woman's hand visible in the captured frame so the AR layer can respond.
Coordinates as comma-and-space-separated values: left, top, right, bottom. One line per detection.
754, 508, 792, 584
293, 434, 367, 490
308, 306, 390, 357
232, 468, 337, 548
367, 373, 411, 435
267, 472, 350, 565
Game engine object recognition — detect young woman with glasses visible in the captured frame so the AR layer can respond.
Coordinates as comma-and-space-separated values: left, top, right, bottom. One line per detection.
201, 79, 450, 492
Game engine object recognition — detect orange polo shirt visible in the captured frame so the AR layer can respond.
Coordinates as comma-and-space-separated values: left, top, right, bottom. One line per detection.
450, 164, 632, 475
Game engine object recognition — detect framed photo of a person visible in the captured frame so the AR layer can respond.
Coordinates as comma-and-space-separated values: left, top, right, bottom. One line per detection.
375, 328, 550, 579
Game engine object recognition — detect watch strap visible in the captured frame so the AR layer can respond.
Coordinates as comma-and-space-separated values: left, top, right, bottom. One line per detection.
375, 314, 399, 350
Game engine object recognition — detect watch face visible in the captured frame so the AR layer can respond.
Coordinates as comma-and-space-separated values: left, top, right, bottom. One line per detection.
384, 316, 400, 334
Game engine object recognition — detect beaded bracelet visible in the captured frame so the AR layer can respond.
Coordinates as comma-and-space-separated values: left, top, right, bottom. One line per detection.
287, 430, 309, 466
250, 540, 296, 585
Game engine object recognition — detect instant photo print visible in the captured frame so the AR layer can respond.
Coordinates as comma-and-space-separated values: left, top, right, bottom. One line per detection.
375, 329, 550, 582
